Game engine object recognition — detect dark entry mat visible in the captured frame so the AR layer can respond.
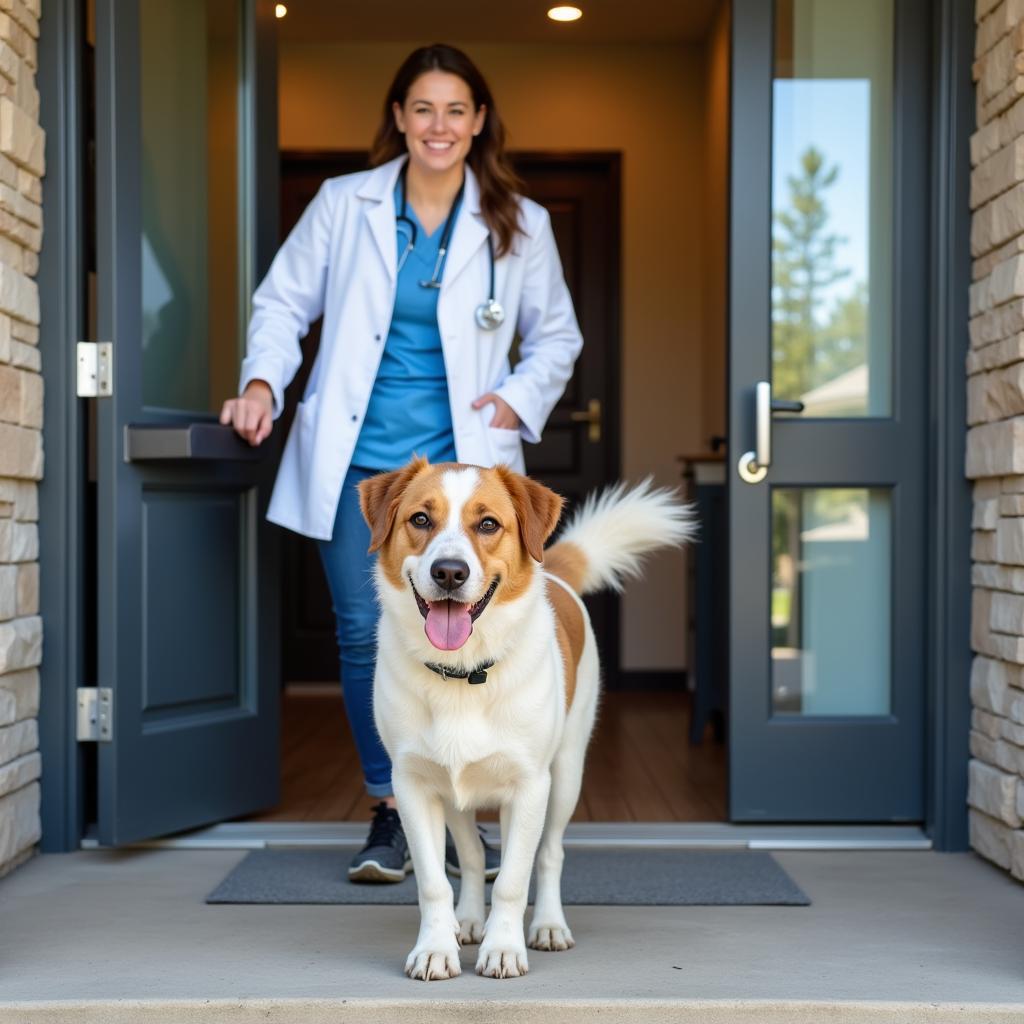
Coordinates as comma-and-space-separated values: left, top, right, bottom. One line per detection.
206, 847, 810, 906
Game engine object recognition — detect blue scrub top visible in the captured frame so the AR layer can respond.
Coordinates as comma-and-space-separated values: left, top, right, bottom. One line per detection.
350, 184, 460, 471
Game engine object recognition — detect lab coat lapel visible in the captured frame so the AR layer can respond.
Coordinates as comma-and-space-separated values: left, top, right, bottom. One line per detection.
366, 200, 397, 282
357, 156, 406, 283
442, 164, 488, 289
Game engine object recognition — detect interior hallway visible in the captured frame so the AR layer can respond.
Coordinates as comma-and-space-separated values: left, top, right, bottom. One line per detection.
247, 690, 727, 823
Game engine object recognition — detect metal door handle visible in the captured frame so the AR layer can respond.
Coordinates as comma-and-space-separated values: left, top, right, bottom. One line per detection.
737, 383, 804, 484
124, 423, 265, 462
569, 398, 602, 443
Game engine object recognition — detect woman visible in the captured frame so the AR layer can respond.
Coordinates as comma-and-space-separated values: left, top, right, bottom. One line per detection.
220, 44, 583, 882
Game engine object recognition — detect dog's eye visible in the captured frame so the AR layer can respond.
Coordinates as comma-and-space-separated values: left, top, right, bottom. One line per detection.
410, 512, 431, 529
478, 517, 500, 534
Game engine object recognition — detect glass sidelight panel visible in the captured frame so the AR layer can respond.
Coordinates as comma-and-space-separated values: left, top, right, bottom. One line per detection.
140, 0, 242, 412
772, 0, 893, 418
771, 488, 891, 715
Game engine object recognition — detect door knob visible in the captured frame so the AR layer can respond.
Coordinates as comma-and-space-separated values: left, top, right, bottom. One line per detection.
570, 398, 602, 443
737, 382, 804, 484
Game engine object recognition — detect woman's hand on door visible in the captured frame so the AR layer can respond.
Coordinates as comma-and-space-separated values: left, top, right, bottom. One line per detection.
220, 380, 274, 446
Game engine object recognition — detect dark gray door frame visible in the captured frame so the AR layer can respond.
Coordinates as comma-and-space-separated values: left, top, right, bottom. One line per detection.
38, 0, 88, 853
925, 0, 974, 853
35, 0, 973, 850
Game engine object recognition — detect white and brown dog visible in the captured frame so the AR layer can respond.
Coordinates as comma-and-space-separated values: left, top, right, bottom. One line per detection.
358, 458, 695, 981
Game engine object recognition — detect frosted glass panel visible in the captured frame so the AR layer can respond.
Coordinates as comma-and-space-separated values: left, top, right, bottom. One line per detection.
772, 0, 893, 417
771, 489, 891, 715
141, 0, 240, 412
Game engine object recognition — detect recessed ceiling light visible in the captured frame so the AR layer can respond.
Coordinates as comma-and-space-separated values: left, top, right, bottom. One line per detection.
548, 5, 583, 22
275, 3, 287, 17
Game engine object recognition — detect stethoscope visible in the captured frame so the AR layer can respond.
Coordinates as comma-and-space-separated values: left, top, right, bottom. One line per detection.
395, 164, 505, 331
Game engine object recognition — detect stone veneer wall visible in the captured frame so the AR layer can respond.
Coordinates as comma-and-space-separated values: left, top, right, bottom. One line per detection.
966, 0, 1024, 880
0, 0, 43, 879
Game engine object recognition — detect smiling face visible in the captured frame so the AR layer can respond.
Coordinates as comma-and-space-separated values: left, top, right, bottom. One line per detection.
392, 70, 486, 179
359, 460, 563, 654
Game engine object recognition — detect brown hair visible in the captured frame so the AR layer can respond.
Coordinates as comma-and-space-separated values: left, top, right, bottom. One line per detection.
368, 44, 525, 258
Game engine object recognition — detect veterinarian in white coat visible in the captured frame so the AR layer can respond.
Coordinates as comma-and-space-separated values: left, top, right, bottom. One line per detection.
221, 43, 583, 882
235, 150, 579, 541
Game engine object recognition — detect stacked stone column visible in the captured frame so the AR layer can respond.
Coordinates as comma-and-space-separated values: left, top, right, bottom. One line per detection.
0, 0, 43, 879
967, 0, 1024, 880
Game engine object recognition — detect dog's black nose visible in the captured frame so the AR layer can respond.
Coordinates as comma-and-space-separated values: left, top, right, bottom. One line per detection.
430, 558, 470, 592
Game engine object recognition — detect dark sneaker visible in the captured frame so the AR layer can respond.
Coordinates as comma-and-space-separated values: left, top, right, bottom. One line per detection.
348, 802, 411, 883
445, 824, 500, 880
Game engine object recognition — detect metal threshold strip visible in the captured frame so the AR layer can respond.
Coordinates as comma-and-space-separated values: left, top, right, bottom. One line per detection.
81, 822, 931, 851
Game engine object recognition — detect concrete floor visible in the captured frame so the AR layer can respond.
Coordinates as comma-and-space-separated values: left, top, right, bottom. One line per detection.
1, 848, 1023, 1022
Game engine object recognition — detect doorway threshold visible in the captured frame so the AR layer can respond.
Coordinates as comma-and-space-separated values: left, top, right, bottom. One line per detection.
80, 822, 931, 851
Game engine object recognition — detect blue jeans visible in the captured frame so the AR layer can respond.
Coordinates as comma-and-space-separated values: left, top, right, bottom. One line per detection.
316, 466, 393, 798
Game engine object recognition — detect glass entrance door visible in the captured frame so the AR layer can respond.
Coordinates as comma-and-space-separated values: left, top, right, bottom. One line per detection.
728, 0, 929, 821
93, 0, 281, 844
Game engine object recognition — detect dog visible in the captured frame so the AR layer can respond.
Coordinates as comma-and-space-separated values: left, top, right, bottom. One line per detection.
358, 458, 696, 980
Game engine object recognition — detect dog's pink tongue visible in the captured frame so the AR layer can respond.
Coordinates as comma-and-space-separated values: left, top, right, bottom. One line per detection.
424, 600, 473, 651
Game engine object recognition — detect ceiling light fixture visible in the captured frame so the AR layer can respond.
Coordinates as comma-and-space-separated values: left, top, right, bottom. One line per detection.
275, 3, 287, 17
547, 5, 583, 22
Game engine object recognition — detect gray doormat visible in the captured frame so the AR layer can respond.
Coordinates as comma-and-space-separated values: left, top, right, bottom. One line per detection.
206, 848, 810, 906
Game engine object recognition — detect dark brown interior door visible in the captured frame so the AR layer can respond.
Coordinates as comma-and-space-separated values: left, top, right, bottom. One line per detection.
276, 151, 621, 685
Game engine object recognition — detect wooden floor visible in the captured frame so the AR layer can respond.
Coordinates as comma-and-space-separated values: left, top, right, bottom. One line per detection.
248, 688, 727, 823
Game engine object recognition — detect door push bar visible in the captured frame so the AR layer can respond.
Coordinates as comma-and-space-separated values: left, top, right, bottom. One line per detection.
123, 423, 265, 463
737, 381, 804, 484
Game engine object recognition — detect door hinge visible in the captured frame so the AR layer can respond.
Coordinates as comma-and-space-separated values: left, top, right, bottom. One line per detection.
76, 342, 113, 397
76, 687, 113, 742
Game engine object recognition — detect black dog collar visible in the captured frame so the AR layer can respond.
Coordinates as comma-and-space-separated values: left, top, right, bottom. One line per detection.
424, 660, 496, 685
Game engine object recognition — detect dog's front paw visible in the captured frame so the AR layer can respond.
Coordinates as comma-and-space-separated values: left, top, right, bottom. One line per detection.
476, 944, 529, 979
458, 916, 485, 945
528, 922, 575, 951
405, 942, 462, 981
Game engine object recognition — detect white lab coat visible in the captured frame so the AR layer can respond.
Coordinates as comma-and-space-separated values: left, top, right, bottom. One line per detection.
239, 154, 584, 540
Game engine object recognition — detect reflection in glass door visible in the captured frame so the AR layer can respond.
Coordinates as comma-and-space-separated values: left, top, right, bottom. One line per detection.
771, 488, 891, 716
729, 0, 929, 821
141, 0, 242, 413
772, 0, 893, 419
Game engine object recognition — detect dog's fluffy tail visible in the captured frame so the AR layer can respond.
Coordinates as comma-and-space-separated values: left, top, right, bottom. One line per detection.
543, 478, 698, 597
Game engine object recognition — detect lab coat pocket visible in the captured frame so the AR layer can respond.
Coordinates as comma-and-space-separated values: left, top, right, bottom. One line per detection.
486, 424, 525, 473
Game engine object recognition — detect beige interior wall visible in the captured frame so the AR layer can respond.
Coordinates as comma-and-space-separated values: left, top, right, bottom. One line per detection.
278, 40, 711, 671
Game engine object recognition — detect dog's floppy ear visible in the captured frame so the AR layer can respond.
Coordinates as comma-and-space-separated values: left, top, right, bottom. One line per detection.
358, 457, 429, 554
498, 466, 564, 563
